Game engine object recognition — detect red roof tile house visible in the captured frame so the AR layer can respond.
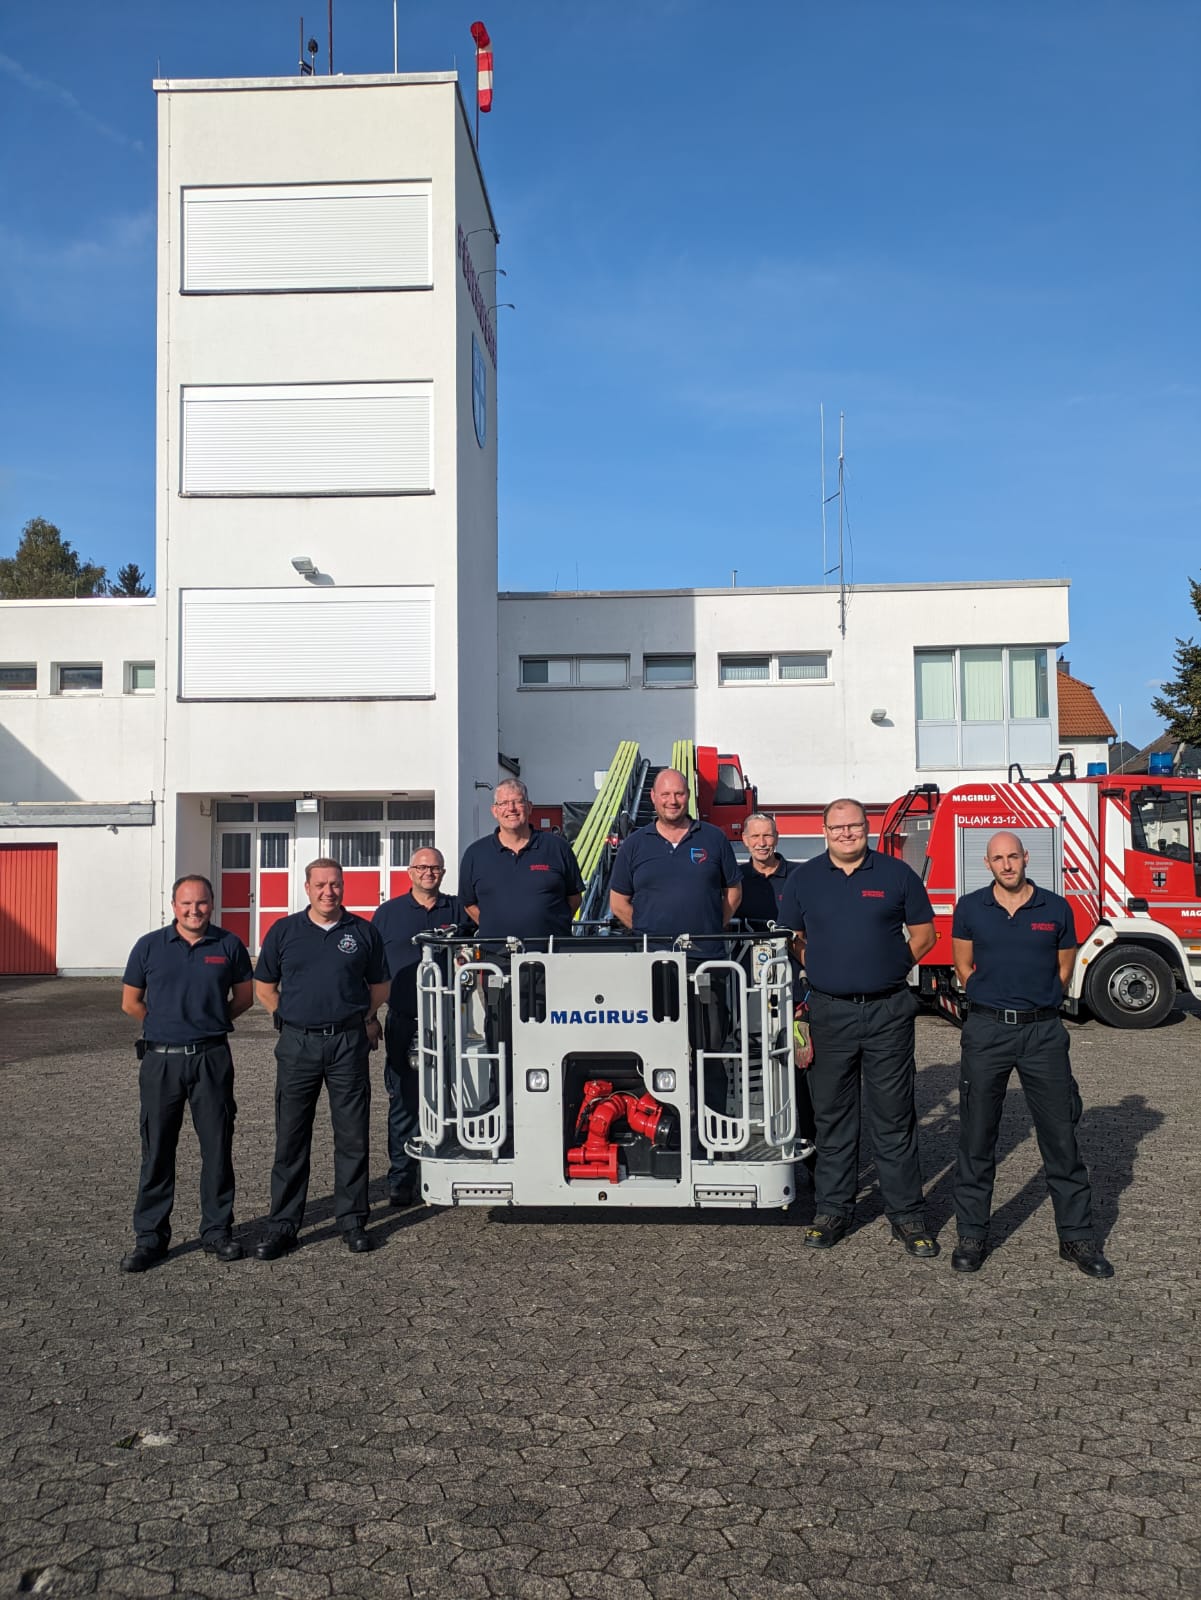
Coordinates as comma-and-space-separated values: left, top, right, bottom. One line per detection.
1056, 660, 1115, 775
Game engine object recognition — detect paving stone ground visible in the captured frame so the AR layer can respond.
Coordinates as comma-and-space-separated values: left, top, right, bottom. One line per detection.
0, 977, 1198, 1599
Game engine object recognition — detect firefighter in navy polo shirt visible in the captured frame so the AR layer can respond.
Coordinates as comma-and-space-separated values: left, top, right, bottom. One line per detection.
778, 798, 939, 1256
372, 846, 463, 1208
610, 768, 741, 1104
459, 779, 584, 945
119, 874, 254, 1272
253, 858, 390, 1259
950, 832, 1113, 1278
609, 768, 742, 946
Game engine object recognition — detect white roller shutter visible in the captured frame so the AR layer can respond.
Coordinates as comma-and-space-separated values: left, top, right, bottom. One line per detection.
181, 383, 433, 495
180, 587, 434, 699
182, 183, 432, 291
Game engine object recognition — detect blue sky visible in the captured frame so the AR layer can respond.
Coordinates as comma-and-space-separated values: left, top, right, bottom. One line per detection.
1, 0, 1197, 747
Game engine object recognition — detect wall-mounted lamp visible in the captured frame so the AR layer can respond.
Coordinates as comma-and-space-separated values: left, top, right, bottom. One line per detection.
870, 708, 889, 725
474, 780, 494, 792
291, 555, 320, 581
296, 797, 319, 815
487, 302, 516, 324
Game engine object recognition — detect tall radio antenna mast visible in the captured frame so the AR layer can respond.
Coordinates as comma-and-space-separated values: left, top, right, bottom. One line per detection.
819, 403, 828, 584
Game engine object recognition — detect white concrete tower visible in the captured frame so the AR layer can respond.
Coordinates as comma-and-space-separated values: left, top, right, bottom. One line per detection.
153, 72, 499, 948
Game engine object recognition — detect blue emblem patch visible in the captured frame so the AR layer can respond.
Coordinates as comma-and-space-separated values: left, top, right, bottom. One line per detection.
690, 847, 708, 865
472, 335, 487, 448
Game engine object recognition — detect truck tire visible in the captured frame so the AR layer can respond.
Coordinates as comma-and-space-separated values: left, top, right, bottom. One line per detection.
1083, 944, 1176, 1029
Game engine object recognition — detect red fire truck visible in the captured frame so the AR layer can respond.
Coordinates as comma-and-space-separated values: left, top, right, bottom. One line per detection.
879, 773, 1201, 1028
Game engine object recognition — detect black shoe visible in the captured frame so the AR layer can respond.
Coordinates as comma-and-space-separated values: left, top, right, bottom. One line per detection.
254, 1233, 297, 1262
891, 1218, 941, 1258
202, 1233, 244, 1262
951, 1237, 988, 1273
1059, 1239, 1114, 1279
344, 1227, 373, 1254
120, 1243, 167, 1273
804, 1214, 849, 1249
388, 1183, 417, 1208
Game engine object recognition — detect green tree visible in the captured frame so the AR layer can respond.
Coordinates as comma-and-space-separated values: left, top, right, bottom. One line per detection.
108, 562, 152, 597
0, 518, 107, 598
1152, 575, 1201, 746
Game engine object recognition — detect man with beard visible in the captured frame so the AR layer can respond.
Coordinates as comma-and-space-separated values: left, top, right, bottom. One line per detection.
950, 831, 1112, 1278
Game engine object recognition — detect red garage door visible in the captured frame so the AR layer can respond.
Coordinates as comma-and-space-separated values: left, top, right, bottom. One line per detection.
0, 844, 58, 974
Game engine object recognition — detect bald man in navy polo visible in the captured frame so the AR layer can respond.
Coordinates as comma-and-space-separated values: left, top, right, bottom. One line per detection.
950, 831, 1112, 1279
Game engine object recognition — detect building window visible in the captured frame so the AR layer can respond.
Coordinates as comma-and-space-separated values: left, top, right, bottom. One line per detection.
55, 664, 103, 694
181, 181, 433, 294
387, 799, 435, 821
390, 829, 436, 866
257, 800, 297, 823
126, 662, 155, 693
519, 655, 629, 689
0, 664, 36, 692
719, 652, 829, 685
328, 830, 381, 869
323, 800, 384, 823
215, 801, 255, 823
643, 654, 695, 687
180, 383, 433, 497
915, 646, 1055, 770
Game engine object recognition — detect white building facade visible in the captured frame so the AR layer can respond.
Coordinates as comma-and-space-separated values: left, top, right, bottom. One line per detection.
0, 71, 1073, 973
499, 581, 1069, 811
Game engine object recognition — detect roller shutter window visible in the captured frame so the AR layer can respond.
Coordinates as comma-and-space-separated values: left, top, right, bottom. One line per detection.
179, 586, 434, 700
181, 383, 432, 496
181, 182, 432, 292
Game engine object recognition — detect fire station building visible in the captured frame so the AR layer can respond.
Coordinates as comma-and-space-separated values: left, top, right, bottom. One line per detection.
0, 71, 1072, 974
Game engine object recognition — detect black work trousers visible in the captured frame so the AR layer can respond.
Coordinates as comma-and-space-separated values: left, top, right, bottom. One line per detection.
806, 987, 925, 1223
133, 1043, 236, 1247
266, 1023, 371, 1237
383, 1013, 419, 1188
955, 1012, 1093, 1241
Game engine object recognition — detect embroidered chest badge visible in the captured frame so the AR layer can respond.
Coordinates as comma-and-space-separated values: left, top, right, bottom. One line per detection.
337, 933, 358, 954
690, 848, 708, 865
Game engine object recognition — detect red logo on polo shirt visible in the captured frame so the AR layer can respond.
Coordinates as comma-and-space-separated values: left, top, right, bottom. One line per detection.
530, 863, 550, 871
1029, 922, 1057, 931
204, 956, 226, 965
861, 890, 885, 898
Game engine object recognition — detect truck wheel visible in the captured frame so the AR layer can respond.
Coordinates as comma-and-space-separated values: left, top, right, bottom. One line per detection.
1083, 944, 1176, 1029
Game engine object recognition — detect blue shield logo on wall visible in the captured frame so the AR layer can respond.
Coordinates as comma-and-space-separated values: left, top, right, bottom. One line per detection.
472, 335, 487, 448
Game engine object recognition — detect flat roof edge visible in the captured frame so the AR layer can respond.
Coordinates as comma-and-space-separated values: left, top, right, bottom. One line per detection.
498, 579, 1071, 600
0, 596, 157, 609
154, 72, 459, 93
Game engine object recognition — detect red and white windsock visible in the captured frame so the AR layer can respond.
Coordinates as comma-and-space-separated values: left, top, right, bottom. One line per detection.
470, 21, 493, 113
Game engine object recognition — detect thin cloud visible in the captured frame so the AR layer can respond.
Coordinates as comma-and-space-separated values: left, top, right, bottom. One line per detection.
0, 50, 143, 152
0, 212, 154, 329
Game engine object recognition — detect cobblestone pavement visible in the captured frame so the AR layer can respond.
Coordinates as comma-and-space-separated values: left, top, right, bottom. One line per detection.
1, 978, 1198, 1599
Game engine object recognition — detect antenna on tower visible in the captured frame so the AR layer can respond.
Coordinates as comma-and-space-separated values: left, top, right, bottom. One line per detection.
837, 412, 847, 637
819, 403, 827, 584
298, 19, 318, 74
821, 409, 849, 635
328, 0, 334, 74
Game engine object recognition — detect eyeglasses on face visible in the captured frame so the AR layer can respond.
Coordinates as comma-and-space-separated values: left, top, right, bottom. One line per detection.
825, 823, 867, 836
409, 863, 444, 873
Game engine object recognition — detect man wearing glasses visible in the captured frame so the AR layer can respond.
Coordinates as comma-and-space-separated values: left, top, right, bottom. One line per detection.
778, 798, 938, 1256
372, 848, 463, 1208
459, 779, 584, 946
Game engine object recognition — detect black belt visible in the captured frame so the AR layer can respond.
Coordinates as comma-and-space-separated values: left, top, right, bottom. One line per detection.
279, 1016, 365, 1035
968, 1002, 1060, 1025
811, 985, 907, 1004
144, 1036, 228, 1055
